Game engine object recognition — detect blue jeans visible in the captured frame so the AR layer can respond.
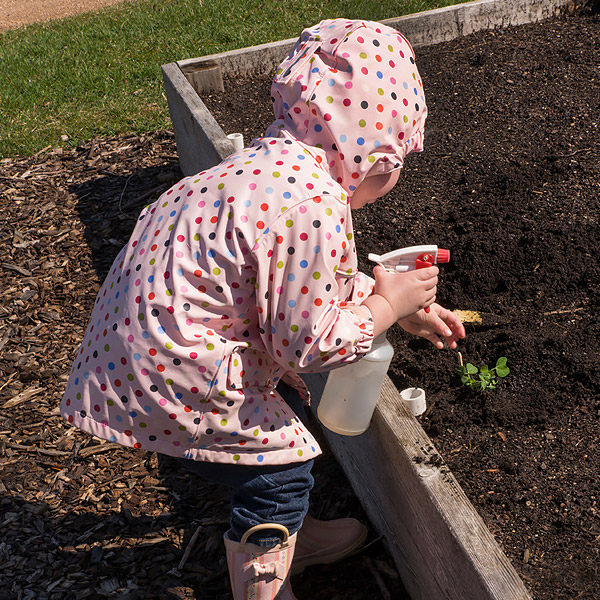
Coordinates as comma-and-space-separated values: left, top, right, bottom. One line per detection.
180, 382, 314, 546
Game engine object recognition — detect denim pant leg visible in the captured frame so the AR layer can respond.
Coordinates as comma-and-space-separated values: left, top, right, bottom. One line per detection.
179, 382, 314, 546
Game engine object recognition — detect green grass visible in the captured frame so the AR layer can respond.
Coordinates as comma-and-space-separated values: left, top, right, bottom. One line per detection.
0, 0, 466, 158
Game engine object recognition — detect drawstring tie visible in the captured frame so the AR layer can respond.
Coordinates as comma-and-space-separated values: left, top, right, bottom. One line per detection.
251, 561, 284, 579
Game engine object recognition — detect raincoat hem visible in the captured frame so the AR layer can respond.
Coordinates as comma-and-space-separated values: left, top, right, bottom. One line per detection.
61, 411, 323, 466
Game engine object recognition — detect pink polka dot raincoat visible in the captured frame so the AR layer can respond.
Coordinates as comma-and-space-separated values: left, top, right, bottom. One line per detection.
61, 19, 427, 465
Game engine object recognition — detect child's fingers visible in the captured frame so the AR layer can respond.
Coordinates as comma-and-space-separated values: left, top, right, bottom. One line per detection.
430, 305, 466, 348
372, 264, 386, 278
416, 308, 452, 348
447, 317, 466, 341
424, 291, 437, 308
436, 306, 466, 339
427, 310, 453, 338
422, 330, 444, 349
416, 265, 439, 281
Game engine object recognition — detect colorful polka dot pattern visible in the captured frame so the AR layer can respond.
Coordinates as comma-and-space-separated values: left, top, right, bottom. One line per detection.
60, 133, 376, 465
269, 19, 427, 194
60, 18, 426, 466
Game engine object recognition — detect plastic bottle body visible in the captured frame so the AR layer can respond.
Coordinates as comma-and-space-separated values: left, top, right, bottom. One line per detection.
317, 334, 394, 436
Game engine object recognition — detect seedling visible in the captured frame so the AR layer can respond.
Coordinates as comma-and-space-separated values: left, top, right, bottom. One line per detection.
457, 353, 509, 392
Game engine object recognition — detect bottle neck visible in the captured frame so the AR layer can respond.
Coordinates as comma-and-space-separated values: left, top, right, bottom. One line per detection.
372, 332, 388, 347
365, 331, 394, 361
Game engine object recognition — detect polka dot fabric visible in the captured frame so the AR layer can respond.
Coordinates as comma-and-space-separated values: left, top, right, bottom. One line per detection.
268, 19, 427, 194
60, 18, 427, 466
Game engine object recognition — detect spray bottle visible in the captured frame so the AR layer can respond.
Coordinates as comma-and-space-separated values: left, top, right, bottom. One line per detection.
368, 245, 450, 313
317, 245, 450, 436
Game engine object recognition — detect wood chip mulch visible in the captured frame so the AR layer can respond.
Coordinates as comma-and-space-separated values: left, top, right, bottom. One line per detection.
0, 131, 407, 600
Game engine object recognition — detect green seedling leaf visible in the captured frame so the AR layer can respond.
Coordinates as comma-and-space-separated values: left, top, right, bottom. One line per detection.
458, 356, 509, 393
495, 356, 510, 378
496, 357, 508, 369
496, 365, 510, 378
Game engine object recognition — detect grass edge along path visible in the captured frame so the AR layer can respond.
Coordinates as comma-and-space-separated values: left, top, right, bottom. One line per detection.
0, 0, 466, 158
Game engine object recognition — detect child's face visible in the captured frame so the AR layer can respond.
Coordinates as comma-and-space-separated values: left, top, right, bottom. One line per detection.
349, 170, 401, 209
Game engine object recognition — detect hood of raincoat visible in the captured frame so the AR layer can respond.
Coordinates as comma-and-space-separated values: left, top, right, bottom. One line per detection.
266, 18, 427, 195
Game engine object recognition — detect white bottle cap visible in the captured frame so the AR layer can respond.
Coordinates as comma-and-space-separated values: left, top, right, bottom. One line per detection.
400, 387, 426, 417
227, 132, 244, 152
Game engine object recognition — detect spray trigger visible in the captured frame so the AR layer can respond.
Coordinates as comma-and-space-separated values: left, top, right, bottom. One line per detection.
368, 245, 450, 313
368, 245, 450, 272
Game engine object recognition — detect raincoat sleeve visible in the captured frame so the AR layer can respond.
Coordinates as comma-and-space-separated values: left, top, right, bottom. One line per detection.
252, 194, 374, 373
346, 270, 375, 305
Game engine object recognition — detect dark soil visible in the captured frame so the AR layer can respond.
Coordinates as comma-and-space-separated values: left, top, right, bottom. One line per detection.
202, 10, 600, 600
0, 8, 598, 600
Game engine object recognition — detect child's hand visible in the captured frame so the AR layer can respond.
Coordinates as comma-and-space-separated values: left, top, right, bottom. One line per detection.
397, 303, 466, 349
372, 264, 438, 322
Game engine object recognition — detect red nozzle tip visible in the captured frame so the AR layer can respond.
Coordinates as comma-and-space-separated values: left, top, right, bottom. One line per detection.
437, 248, 450, 263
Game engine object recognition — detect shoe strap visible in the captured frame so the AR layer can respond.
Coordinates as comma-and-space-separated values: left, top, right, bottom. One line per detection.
241, 523, 290, 545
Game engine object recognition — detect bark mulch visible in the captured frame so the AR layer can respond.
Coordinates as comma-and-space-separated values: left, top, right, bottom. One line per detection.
0, 135, 407, 599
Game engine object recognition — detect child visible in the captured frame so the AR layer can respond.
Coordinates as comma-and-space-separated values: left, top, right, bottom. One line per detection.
61, 18, 465, 599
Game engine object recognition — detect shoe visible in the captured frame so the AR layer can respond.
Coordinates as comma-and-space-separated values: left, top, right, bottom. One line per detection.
224, 523, 297, 600
292, 513, 368, 574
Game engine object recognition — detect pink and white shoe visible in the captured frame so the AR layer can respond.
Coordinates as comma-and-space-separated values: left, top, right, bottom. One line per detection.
292, 513, 368, 574
224, 523, 298, 600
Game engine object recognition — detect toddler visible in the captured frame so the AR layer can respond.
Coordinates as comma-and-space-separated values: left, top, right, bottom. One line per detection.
61, 18, 465, 599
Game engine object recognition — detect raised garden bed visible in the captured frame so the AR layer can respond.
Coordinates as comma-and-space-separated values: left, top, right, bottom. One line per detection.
197, 8, 600, 600
1, 4, 598, 600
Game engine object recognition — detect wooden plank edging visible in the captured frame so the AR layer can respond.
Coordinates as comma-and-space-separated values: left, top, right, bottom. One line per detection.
161, 63, 235, 177
162, 0, 584, 176
175, 0, 582, 77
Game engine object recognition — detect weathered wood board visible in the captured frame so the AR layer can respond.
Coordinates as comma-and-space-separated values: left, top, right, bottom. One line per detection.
161, 63, 234, 176
162, 0, 584, 175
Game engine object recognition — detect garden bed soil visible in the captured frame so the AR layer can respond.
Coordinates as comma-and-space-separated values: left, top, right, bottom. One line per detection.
0, 8, 598, 600
203, 10, 600, 600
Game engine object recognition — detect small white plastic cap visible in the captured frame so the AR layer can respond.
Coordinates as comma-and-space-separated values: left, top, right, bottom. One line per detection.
227, 132, 244, 152
400, 387, 426, 417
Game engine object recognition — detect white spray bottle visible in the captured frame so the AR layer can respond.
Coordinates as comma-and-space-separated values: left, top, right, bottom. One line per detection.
317, 245, 450, 436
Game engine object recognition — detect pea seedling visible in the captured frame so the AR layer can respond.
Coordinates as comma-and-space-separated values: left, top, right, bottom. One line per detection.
457, 354, 509, 392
